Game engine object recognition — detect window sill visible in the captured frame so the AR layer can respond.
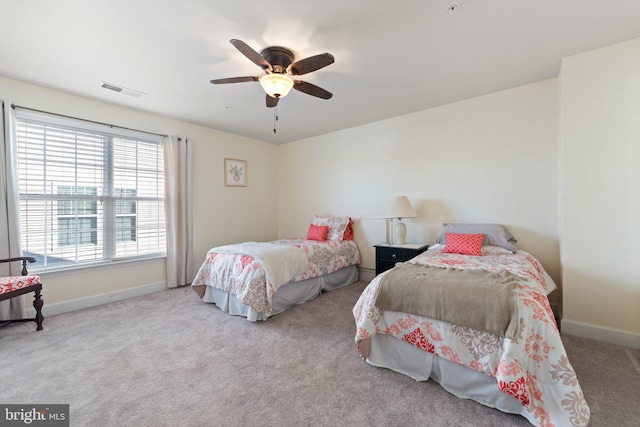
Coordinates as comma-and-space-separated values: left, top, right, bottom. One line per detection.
31, 255, 166, 278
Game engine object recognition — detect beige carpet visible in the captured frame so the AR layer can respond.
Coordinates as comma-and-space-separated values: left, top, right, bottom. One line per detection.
1, 282, 639, 426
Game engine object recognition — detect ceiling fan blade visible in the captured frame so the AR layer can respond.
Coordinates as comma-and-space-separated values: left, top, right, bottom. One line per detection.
266, 95, 279, 108
210, 76, 259, 84
288, 53, 334, 75
230, 39, 272, 71
293, 80, 333, 99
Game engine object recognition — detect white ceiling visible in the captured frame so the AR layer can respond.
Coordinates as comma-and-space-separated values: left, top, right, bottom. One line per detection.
2, 0, 640, 144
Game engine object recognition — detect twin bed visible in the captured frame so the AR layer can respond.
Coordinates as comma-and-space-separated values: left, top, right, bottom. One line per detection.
354, 223, 590, 426
192, 220, 589, 426
192, 215, 360, 321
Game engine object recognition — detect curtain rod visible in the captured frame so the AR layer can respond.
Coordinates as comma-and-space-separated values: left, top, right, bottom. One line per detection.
11, 104, 169, 138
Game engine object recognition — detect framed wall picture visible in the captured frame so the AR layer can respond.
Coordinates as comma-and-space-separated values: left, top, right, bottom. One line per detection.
224, 158, 247, 187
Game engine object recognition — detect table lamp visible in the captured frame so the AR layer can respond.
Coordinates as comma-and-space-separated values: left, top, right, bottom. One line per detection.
385, 196, 417, 245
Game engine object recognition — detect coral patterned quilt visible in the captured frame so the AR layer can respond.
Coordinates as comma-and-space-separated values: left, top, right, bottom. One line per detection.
353, 246, 590, 427
192, 238, 360, 316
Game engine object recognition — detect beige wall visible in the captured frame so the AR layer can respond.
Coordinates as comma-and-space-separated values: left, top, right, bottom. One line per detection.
3, 36, 639, 348
0, 76, 279, 311
559, 38, 640, 346
279, 79, 561, 293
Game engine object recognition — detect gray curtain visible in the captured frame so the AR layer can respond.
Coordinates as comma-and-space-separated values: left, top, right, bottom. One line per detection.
164, 136, 194, 288
0, 101, 27, 319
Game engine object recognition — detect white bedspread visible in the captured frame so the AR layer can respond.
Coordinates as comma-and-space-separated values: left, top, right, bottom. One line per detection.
211, 242, 308, 292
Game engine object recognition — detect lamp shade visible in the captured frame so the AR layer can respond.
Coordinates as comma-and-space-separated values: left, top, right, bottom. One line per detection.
259, 73, 294, 98
385, 196, 417, 219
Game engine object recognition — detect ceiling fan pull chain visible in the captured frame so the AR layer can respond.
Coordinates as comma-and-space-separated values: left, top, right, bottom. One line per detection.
273, 105, 279, 134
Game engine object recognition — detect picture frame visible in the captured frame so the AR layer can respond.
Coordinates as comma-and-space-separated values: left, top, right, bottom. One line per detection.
224, 158, 247, 187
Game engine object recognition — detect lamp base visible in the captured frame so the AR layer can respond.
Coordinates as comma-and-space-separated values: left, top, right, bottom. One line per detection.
394, 220, 407, 245
385, 219, 393, 244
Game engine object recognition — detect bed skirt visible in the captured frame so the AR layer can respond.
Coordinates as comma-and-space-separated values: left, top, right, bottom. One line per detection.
366, 333, 529, 421
201, 265, 359, 321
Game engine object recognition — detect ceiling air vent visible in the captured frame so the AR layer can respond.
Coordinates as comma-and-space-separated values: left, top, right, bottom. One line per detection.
100, 81, 146, 98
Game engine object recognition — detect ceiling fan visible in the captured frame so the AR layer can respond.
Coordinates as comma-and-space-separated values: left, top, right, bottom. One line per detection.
210, 39, 334, 108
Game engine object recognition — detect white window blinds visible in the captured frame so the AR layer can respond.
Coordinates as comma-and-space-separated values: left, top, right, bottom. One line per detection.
14, 108, 166, 270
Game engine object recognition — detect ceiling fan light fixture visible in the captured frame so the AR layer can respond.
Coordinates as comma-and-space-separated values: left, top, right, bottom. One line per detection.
259, 73, 294, 98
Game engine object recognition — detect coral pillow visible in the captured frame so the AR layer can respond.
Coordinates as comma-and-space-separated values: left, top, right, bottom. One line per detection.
342, 220, 354, 241
306, 224, 329, 241
443, 233, 485, 256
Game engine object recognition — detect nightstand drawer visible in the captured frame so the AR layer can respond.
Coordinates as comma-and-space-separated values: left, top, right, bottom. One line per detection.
376, 246, 418, 263
374, 243, 429, 276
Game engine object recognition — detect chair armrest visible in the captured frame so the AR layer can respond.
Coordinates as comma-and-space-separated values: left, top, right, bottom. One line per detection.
0, 257, 37, 275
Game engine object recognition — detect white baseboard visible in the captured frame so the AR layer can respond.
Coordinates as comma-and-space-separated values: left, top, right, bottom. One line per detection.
561, 318, 640, 350
26, 281, 167, 318
358, 267, 376, 283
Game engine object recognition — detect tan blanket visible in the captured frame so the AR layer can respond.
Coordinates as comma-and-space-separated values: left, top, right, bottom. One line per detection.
374, 263, 520, 339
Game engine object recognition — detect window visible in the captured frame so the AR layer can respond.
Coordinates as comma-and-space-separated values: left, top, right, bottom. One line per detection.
57, 186, 98, 246
115, 189, 137, 242
14, 109, 166, 270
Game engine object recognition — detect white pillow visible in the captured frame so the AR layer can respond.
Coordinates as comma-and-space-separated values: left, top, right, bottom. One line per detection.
311, 215, 350, 241
482, 245, 515, 255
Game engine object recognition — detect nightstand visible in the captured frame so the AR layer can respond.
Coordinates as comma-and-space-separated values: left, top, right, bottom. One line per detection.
374, 243, 429, 276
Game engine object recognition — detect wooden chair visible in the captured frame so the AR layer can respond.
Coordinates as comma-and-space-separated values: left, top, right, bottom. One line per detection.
0, 257, 44, 331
